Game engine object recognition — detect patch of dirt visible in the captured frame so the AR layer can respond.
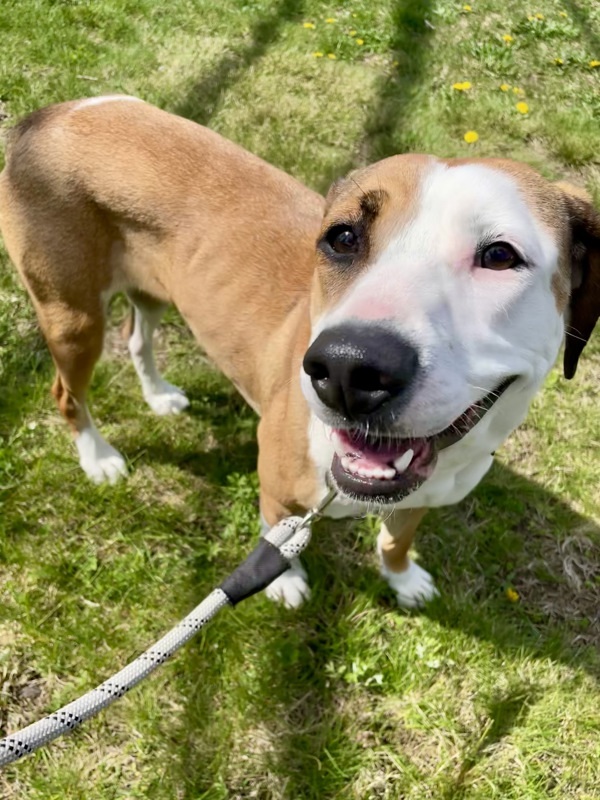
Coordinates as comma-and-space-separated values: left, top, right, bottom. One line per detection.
515, 530, 600, 646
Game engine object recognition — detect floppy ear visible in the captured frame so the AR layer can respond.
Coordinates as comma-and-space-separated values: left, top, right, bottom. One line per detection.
555, 182, 600, 379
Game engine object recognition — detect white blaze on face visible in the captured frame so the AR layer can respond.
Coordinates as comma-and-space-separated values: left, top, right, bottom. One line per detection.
309, 162, 565, 437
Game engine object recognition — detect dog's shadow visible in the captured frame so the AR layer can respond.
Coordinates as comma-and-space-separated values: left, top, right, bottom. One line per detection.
166, 392, 599, 796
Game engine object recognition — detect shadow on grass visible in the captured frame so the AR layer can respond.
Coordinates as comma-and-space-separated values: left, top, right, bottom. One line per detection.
329, 0, 436, 188
562, 0, 600, 59
163, 436, 599, 796
173, 0, 305, 127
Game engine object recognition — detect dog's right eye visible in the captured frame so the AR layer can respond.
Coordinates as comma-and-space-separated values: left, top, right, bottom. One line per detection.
324, 225, 360, 255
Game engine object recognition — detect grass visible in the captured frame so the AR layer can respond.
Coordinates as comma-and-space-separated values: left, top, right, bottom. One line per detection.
0, 0, 599, 797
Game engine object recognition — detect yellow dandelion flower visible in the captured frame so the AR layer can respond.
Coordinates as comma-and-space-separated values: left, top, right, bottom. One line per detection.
506, 587, 520, 603
349, 30, 357, 36
512, 86, 525, 95
503, 34, 514, 43
589, 60, 600, 68
464, 130, 479, 143
327, 53, 336, 59
303, 22, 316, 29
516, 101, 529, 114
452, 81, 472, 91
535, 13, 544, 20
559, 11, 568, 17
500, 83, 510, 91
356, 38, 364, 45
463, 4, 472, 11
313, 51, 324, 58
325, 17, 336, 23
555, 58, 564, 65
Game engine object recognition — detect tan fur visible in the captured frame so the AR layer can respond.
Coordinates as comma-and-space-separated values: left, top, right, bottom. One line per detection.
0, 98, 324, 522
379, 508, 428, 573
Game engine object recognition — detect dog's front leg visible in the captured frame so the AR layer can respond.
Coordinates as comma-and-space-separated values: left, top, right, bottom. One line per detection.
259, 493, 311, 609
377, 508, 438, 608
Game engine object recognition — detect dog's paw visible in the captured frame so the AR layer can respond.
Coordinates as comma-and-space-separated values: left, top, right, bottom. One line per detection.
264, 559, 311, 609
383, 559, 439, 609
144, 382, 190, 416
76, 429, 128, 485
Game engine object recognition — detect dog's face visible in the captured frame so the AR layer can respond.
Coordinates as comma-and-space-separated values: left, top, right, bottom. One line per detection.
301, 155, 600, 504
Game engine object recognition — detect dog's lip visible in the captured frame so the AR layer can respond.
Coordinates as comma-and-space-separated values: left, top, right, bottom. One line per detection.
328, 376, 517, 503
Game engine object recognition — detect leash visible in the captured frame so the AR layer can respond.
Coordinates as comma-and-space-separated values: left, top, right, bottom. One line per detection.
0, 489, 337, 768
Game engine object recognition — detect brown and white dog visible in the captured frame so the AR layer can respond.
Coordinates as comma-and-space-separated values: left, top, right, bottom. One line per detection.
1, 96, 598, 608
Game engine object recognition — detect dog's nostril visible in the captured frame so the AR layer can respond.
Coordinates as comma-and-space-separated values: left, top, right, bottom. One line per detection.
304, 360, 329, 382
351, 366, 391, 393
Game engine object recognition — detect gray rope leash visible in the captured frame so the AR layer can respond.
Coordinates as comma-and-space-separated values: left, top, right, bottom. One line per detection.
0, 490, 337, 768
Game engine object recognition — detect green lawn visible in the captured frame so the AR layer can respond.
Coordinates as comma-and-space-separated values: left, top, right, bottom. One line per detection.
1, 0, 599, 797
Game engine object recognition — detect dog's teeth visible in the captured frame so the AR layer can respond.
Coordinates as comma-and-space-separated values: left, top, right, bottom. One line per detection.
394, 449, 414, 473
341, 455, 353, 471
380, 467, 396, 480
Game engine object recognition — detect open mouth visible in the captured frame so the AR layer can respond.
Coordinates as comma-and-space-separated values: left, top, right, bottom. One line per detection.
329, 376, 516, 503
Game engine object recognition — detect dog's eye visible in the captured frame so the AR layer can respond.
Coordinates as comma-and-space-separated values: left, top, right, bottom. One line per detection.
480, 242, 522, 270
325, 225, 360, 255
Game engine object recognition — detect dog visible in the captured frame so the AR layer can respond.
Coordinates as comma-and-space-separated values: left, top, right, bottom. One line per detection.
1, 96, 598, 608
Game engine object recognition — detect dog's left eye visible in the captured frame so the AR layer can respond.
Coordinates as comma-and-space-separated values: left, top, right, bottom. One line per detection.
480, 242, 523, 270
324, 225, 360, 255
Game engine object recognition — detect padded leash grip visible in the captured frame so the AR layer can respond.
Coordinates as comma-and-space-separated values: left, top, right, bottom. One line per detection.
219, 539, 291, 605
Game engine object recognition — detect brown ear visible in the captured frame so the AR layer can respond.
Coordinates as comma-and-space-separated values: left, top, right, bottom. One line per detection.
556, 182, 600, 379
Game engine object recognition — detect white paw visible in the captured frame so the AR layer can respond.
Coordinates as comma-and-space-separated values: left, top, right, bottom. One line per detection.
264, 558, 311, 609
76, 428, 128, 485
382, 559, 439, 609
144, 382, 190, 415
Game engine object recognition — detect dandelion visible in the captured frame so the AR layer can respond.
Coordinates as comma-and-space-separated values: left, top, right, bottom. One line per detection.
589, 60, 600, 68
463, 4, 472, 10
555, 58, 564, 65
303, 22, 316, 29
349, 30, 357, 36
327, 53, 336, 59
502, 34, 514, 43
512, 86, 525, 95
516, 101, 529, 114
452, 81, 472, 90
535, 13, 544, 20
356, 38, 364, 45
325, 17, 336, 23
500, 83, 510, 91
464, 130, 479, 143
506, 587, 520, 602
313, 51, 323, 58
559, 11, 568, 17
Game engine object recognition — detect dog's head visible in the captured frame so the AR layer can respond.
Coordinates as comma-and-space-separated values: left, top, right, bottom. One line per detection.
301, 156, 600, 504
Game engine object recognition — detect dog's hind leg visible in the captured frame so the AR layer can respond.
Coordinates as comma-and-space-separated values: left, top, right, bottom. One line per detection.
37, 298, 128, 484
126, 290, 190, 416
377, 508, 438, 607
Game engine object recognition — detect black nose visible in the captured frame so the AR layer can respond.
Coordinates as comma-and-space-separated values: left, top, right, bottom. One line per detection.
303, 325, 419, 418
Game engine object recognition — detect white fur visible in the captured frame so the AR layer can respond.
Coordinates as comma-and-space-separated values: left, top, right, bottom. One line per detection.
73, 95, 143, 111
75, 424, 127, 484
264, 557, 311, 608
380, 557, 439, 608
128, 302, 190, 415
304, 162, 565, 516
